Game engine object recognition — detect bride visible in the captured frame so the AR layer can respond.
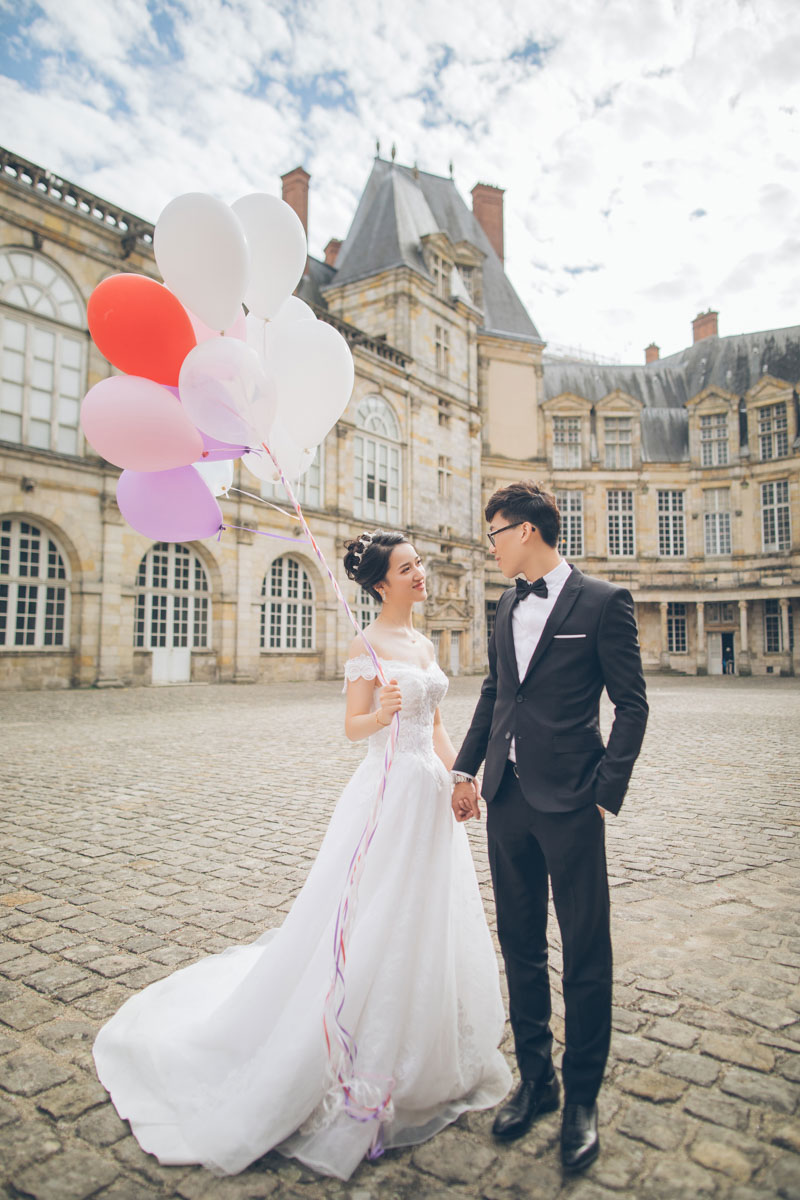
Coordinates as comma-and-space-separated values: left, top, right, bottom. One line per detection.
94, 529, 511, 1180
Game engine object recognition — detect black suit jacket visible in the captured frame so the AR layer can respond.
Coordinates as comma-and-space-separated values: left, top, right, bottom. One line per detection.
453, 567, 648, 815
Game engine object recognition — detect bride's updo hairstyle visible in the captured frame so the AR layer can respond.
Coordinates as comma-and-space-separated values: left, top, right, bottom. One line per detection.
343, 530, 408, 603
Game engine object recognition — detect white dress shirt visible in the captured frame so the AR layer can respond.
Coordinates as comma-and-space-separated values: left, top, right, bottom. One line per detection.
509, 558, 572, 763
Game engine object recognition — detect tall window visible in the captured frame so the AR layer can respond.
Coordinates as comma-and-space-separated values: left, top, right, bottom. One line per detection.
556, 490, 584, 557
261, 556, 314, 650
0, 249, 85, 455
259, 448, 324, 509
434, 325, 450, 376
429, 253, 448, 299
0, 518, 69, 648
438, 399, 451, 428
763, 600, 784, 653
758, 402, 788, 461
700, 413, 729, 466
607, 489, 635, 556
134, 544, 210, 650
604, 417, 632, 468
704, 488, 731, 556
658, 490, 685, 557
667, 602, 687, 653
761, 480, 791, 551
438, 455, 452, 498
353, 396, 401, 525
553, 416, 582, 468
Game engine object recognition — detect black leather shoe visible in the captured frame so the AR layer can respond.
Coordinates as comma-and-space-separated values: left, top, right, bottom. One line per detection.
561, 1102, 599, 1172
492, 1069, 560, 1142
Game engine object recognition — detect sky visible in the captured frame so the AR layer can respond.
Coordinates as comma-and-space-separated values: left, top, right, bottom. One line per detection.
2, 0, 799, 363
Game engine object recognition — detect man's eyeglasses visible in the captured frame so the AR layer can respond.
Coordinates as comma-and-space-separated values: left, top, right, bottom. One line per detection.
488, 521, 525, 548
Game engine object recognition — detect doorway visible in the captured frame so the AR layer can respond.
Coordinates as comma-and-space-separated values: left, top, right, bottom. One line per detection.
721, 632, 735, 675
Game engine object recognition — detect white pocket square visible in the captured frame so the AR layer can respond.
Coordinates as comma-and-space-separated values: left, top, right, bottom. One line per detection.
554, 634, 586, 639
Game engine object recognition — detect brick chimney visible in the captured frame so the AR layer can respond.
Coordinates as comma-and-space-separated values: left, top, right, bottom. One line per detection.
281, 166, 310, 236
692, 310, 718, 343
324, 238, 342, 267
471, 182, 505, 264
645, 343, 660, 364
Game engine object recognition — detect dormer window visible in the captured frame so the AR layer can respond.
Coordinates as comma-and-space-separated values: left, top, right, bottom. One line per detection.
700, 413, 729, 466
758, 402, 788, 460
553, 416, 582, 468
430, 252, 449, 300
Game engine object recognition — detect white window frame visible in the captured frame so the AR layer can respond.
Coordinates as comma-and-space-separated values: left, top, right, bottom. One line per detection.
658, 490, 686, 557
0, 517, 70, 649
262, 556, 315, 651
667, 602, 687, 653
556, 489, 584, 558
354, 589, 381, 633
604, 417, 632, 468
438, 455, 452, 498
553, 415, 582, 468
134, 543, 210, 651
761, 480, 791, 551
353, 396, 401, 525
0, 249, 86, 456
700, 412, 729, 466
607, 489, 635, 557
434, 324, 450, 376
758, 402, 789, 461
703, 488, 732, 556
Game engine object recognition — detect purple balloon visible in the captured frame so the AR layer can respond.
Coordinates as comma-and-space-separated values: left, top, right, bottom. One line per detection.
117, 466, 223, 542
164, 384, 248, 459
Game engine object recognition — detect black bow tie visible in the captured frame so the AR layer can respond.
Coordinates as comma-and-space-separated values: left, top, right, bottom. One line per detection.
516, 576, 548, 600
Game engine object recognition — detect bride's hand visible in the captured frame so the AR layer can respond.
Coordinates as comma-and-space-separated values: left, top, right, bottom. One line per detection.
376, 679, 402, 727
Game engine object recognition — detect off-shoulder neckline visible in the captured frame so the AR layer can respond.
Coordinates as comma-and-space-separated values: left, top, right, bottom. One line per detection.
345, 654, 439, 672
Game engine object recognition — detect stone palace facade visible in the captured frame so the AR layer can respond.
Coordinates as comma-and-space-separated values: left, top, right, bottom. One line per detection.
0, 145, 798, 689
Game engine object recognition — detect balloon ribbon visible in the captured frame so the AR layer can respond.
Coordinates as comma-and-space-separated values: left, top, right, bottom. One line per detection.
260, 439, 397, 1154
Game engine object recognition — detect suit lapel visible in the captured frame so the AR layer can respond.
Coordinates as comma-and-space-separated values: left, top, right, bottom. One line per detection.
498, 588, 520, 684
520, 566, 584, 686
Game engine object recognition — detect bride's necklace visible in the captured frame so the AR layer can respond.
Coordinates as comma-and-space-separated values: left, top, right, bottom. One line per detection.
381, 622, 419, 644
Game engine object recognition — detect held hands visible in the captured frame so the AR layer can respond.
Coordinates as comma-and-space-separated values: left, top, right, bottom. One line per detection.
376, 678, 402, 727
452, 779, 481, 823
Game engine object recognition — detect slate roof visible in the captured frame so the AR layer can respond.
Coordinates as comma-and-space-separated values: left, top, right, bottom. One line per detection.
543, 325, 800, 410
322, 157, 542, 344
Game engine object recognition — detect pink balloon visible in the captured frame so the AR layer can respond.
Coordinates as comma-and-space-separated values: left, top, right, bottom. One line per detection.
163, 385, 248, 458
187, 307, 247, 344
117, 466, 223, 542
81, 377, 203, 471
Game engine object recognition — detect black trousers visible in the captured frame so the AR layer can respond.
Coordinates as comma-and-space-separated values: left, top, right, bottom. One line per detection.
487, 761, 612, 1106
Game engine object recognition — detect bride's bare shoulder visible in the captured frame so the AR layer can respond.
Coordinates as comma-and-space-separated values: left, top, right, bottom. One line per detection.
347, 628, 380, 661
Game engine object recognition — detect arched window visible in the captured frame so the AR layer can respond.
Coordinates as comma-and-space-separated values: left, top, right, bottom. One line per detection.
134, 543, 210, 650
0, 517, 70, 648
353, 396, 401, 524
0, 250, 86, 455
261, 556, 314, 650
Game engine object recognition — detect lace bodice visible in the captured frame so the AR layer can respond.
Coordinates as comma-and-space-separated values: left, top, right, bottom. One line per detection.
343, 655, 448, 759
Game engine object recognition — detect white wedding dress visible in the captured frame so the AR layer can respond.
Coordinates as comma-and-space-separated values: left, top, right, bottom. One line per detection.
93, 656, 511, 1180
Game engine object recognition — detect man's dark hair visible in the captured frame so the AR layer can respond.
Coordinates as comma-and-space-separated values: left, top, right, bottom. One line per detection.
485, 481, 561, 549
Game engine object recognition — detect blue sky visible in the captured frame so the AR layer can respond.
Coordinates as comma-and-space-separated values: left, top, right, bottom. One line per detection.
2, 0, 799, 361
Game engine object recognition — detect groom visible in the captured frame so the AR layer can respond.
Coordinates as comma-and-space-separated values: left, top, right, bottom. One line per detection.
451, 481, 648, 1173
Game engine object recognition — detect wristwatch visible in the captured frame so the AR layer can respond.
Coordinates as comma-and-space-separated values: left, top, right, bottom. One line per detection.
451, 771, 475, 786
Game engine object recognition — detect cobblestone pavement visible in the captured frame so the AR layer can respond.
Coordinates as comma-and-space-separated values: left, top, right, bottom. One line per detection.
1, 675, 799, 1200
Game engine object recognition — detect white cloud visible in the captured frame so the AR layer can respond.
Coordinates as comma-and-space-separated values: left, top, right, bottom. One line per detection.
3, 0, 800, 360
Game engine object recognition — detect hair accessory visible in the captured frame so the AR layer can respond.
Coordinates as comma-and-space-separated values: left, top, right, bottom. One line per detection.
351, 532, 373, 565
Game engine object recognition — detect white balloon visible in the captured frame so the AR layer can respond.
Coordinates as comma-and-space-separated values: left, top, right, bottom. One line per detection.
242, 423, 316, 484
193, 457, 234, 497
231, 193, 307, 320
179, 337, 276, 447
155, 194, 249, 332
269, 296, 316, 325
269, 321, 355, 448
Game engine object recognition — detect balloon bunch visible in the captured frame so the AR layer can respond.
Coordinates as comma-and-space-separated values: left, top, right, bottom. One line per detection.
81, 191, 355, 542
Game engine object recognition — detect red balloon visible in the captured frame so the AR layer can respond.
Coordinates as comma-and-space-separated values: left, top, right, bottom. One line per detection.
88, 274, 196, 385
